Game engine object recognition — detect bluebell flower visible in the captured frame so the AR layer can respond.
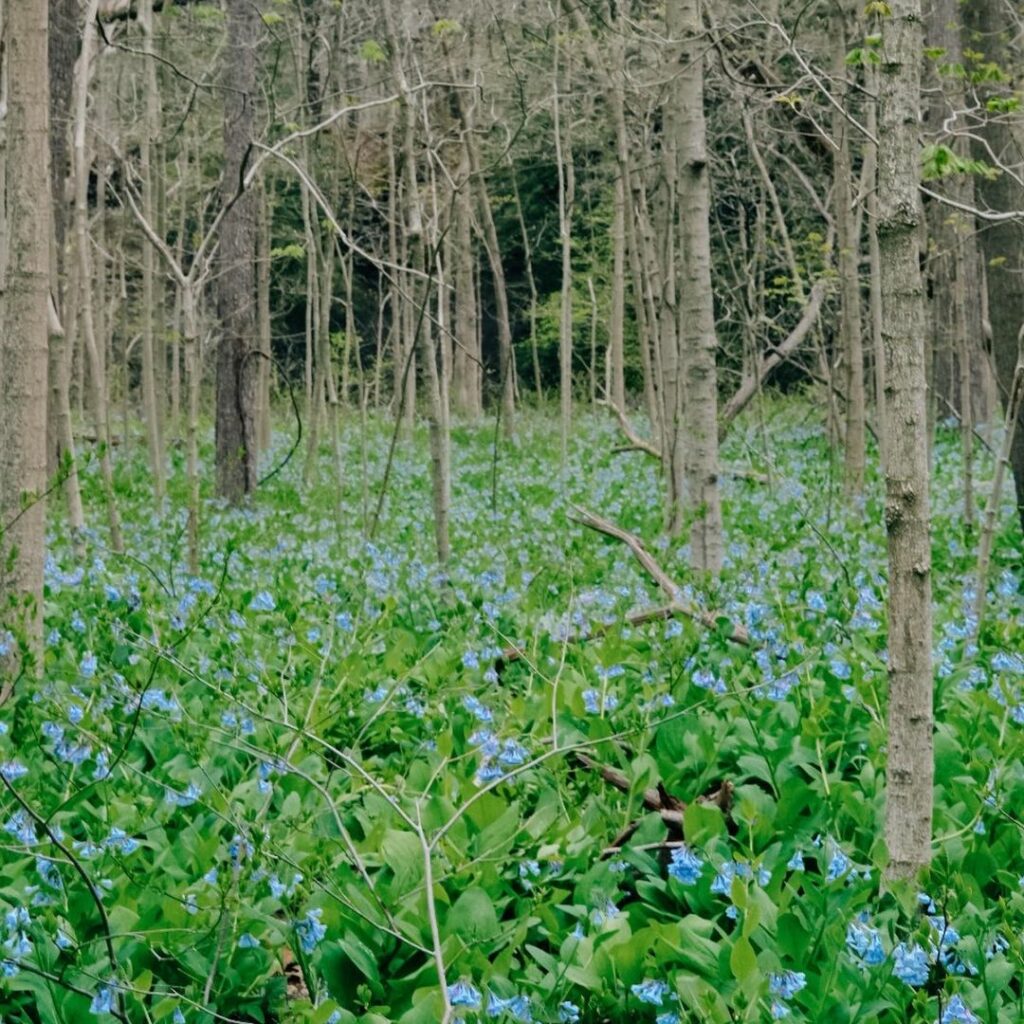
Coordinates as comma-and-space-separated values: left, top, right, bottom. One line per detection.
846, 918, 885, 966
36, 857, 63, 889
249, 591, 276, 612
4, 810, 37, 846
656, 1015, 681, 1024
80, 652, 97, 678
462, 650, 480, 670
295, 908, 326, 953
237, 933, 260, 949
498, 739, 529, 766
826, 845, 850, 882
105, 828, 139, 855
449, 979, 482, 1008
992, 651, 1024, 674
164, 783, 200, 807
692, 668, 726, 693
771, 1001, 790, 1020
893, 942, 930, 987
487, 993, 532, 1021
172, 1009, 186, 1024
668, 845, 703, 885
787, 851, 805, 871
631, 979, 669, 1005
463, 695, 493, 722
558, 1002, 580, 1023
90, 982, 116, 1015
476, 762, 505, 785
55, 929, 74, 950
940, 995, 979, 1023
0, 761, 28, 782
769, 971, 806, 1000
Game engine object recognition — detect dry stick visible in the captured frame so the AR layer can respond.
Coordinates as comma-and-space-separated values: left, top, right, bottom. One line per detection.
568, 506, 751, 646
973, 329, 1024, 636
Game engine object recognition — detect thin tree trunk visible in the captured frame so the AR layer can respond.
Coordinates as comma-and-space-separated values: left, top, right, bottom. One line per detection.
73, 0, 123, 554
674, 0, 723, 572
878, 0, 934, 879
139, 0, 166, 502
215, 0, 259, 501
1, 0, 52, 666
833, 7, 866, 494
257, 178, 272, 451
553, 25, 574, 462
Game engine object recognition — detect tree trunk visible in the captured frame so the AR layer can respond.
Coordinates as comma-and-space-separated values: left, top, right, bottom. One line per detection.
215, 0, 259, 502
674, 0, 723, 573
74, 0, 123, 554
878, 0, 934, 879
833, 7, 866, 495
139, 0, 166, 502
0, 0, 51, 665
554, 25, 575, 462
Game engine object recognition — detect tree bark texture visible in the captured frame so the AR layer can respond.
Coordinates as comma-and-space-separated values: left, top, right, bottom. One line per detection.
878, 0, 935, 879
215, 0, 259, 502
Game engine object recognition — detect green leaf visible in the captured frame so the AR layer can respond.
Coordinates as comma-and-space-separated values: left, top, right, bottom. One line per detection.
444, 887, 500, 944
729, 936, 758, 984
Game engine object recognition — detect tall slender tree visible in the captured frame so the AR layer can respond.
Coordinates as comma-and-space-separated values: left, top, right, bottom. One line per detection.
877, 0, 934, 878
674, 0, 723, 572
215, 0, 260, 501
0, 0, 51, 664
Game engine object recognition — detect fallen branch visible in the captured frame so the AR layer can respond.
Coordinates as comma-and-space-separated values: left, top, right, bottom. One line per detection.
569, 506, 751, 646
574, 752, 733, 855
598, 399, 662, 459
719, 280, 827, 434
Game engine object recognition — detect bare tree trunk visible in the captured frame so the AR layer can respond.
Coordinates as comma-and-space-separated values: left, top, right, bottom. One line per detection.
138, 0, 166, 502
674, 0, 723, 573
878, 0, 934, 879
863, 71, 887, 469
553, 25, 574, 463
74, 0, 123, 553
0, 0, 51, 666
215, 0, 259, 502
453, 159, 480, 418
46, 0, 85, 547
256, 178, 272, 451
833, 7, 866, 494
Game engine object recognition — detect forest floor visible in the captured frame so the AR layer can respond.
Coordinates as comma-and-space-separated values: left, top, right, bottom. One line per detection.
3, 404, 1023, 1024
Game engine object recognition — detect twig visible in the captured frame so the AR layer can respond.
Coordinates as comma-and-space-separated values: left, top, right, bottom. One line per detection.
569, 507, 751, 645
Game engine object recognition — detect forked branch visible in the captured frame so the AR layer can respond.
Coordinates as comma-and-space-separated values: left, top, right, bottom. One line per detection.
569, 506, 751, 646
